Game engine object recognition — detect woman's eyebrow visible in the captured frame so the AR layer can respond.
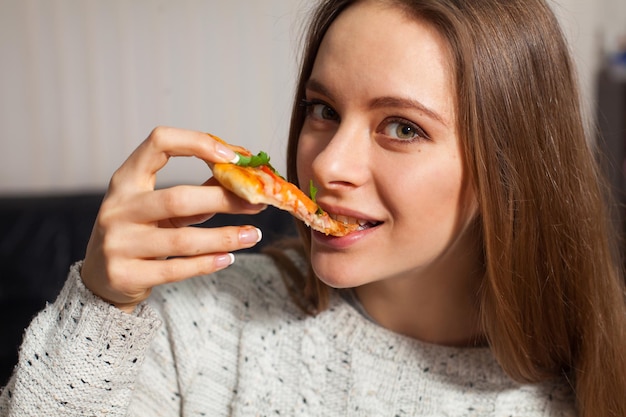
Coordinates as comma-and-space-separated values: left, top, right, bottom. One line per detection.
305, 78, 448, 127
305, 78, 335, 101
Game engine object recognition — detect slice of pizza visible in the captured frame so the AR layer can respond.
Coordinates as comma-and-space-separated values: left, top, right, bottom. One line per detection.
208, 134, 358, 236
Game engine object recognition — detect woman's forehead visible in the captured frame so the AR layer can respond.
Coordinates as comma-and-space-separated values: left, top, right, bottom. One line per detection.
310, 0, 456, 127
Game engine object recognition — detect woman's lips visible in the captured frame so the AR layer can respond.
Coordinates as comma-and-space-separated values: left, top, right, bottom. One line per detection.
328, 212, 382, 231
312, 217, 383, 247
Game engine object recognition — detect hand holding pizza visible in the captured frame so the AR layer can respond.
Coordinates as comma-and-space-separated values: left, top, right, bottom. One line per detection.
80, 127, 266, 313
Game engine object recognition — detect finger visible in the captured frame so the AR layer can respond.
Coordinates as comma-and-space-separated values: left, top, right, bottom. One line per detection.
166, 213, 216, 229
142, 252, 237, 287
111, 127, 239, 192
124, 225, 263, 259
121, 185, 266, 224
94, 252, 237, 308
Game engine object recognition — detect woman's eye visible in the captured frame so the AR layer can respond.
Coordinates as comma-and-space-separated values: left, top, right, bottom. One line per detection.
302, 100, 339, 121
381, 119, 428, 141
316, 104, 338, 120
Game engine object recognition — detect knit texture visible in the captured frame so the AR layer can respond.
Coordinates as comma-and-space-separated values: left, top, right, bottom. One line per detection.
0, 254, 575, 416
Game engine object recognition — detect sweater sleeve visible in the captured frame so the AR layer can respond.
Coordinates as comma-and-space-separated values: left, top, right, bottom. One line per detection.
0, 262, 162, 417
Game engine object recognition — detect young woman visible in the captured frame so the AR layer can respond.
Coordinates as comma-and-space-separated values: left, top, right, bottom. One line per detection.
1, 0, 625, 416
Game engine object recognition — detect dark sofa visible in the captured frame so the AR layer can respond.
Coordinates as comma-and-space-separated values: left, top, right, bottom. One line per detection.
0, 192, 297, 387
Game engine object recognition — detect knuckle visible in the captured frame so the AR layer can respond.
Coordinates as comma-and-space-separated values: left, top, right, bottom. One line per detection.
157, 261, 176, 282
147, 126, 172, 149
159, 260, 187, 284
108, 168, 125, 192
100, 232, 120, 258
167, 230, 192, 253
101, 229, 124, 262
149, 125, 168, 139
161, 188, 187, 216
195, 261, 215, 277
104, 259, 130, 290
221, 228, 238, 248
97, 200, 119, 229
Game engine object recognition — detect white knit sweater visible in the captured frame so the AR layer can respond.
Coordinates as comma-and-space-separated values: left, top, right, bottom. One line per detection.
0, 254, 575, 416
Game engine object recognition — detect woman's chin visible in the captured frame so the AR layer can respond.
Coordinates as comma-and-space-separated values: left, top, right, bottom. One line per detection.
311, 261, 369, 289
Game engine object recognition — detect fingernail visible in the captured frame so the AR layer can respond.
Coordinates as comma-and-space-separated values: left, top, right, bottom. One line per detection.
239, 227, 262, 244
215, 253, 235, 269
215, 143, 239, 164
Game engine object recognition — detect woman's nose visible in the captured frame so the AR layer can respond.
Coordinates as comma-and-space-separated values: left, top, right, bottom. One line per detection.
311, 123, 370, 190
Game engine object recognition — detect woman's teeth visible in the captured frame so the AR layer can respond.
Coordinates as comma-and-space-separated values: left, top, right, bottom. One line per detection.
332, 214, 356, 224
330, 213, 379, 230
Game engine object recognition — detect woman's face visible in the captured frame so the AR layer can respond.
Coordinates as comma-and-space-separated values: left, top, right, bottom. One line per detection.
297, 1, 477, 288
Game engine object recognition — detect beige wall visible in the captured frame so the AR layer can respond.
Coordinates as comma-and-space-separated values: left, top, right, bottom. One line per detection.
1, 0, 624, 193
0, 0, 308, 193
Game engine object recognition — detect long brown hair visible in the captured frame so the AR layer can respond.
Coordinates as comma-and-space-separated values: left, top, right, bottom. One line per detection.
271, 0, 626, 415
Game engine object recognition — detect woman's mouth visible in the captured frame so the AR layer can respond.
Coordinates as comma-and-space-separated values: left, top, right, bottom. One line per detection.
328, 213, 382, 231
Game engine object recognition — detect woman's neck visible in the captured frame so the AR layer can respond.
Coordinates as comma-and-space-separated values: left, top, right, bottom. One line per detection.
355, 224, 486, 347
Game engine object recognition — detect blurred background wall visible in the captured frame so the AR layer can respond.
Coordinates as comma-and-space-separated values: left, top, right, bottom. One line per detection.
0, 0, 624, 194
0, 0, 308, 193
